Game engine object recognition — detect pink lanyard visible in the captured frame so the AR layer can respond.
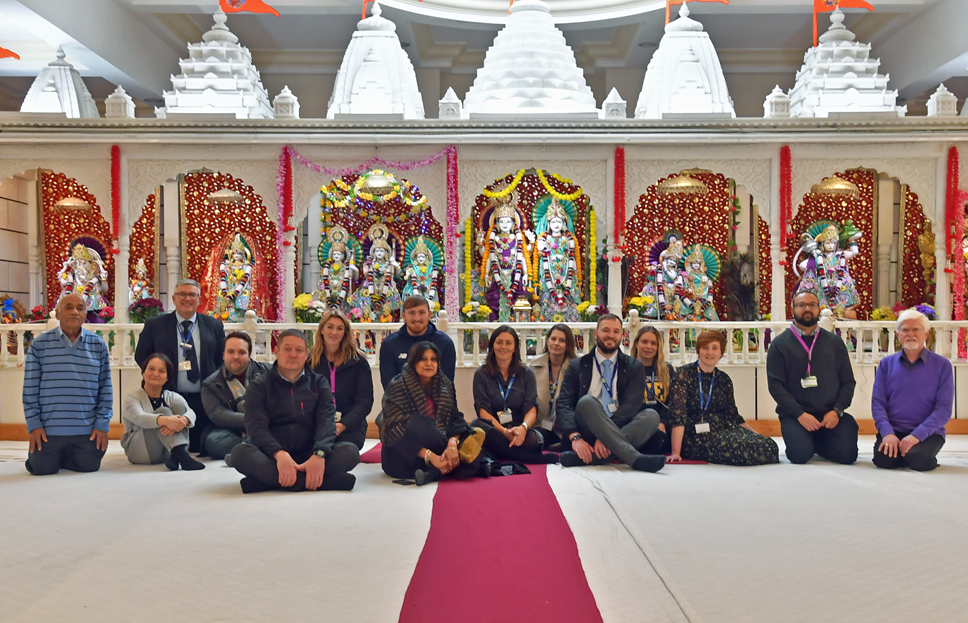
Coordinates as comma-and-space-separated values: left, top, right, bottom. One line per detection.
329, 363, 337, 406
790, 325, 817, 377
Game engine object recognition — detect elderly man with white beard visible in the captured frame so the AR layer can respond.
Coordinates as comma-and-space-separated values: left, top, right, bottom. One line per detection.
870, 309, 953, 471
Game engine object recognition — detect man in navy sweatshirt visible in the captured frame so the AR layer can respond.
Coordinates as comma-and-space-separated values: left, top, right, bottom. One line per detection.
871, 309, 952, 471
379, 295, 456, 390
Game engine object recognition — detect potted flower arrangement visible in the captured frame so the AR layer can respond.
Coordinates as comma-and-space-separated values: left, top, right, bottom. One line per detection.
128, 298, 165, 324
577, 301, 609, 322
626, 295, 653, 319
461, 302, 492, 352
293, 293, 328, 324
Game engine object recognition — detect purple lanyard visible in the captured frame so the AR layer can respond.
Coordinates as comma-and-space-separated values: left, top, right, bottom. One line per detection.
790, 325, 817, 376
329, 363, 337, 407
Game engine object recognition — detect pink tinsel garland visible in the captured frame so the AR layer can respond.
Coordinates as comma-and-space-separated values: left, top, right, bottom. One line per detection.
110, 145, 121, 255
278, 145, 460, 317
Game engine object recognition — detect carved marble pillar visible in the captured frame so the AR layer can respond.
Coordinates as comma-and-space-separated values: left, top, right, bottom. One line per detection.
770, 151, 786, 320
605, 152, 623, 316
934, 153, 951, 320
283, 231, 297, 322
163, 178, 181, 311
113, 156, 130, 323
25, 171, 42, 308
876, 243, 892, 307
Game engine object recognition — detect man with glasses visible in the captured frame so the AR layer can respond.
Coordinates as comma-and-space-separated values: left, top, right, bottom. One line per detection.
870, 309, 952, 471
766, 290, 858, 464
135, 279, 225, 453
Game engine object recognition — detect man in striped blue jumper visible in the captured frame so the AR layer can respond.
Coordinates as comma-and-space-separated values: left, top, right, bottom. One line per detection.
22, 293, 113, 475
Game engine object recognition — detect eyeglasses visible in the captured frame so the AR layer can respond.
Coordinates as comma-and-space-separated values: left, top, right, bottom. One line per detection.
173, 292, 200, 300
794, 303, 819, 310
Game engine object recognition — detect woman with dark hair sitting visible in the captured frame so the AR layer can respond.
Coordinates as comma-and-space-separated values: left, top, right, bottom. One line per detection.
529, 323, 576, 449
668, 330, 778, 466
380, 341, 485, 486
309, 310, 374, 450
472, 325, 556, 463
122, 353, 204, 470
631, 325, 677, 454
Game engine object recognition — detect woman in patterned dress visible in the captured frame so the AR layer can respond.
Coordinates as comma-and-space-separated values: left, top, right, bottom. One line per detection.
668, 330, 778, 466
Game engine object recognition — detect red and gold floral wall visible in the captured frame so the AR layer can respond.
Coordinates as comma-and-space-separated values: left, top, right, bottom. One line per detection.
181, 171, 280, 320
900, 188, 933, 307
757, 216, 772, 318
129, 190, 159, 298
784, 168, 875, 319
41, 171, 113, 311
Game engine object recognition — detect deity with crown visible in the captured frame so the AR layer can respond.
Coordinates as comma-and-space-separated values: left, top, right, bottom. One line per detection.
794, 221, 862, 318
215, 234, 255, 322
479, 195, 529, 322
317, 225, 359, 310
351, 224, 402, 319
534, 198, 581, 322
640, 237, 687, 320
58, 242, 109, 316
129, 258, 151, 302
680, 246, 720, 322
402, 235, 442, 311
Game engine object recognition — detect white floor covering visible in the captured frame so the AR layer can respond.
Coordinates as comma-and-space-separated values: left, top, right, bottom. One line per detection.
3, 437, 968, 623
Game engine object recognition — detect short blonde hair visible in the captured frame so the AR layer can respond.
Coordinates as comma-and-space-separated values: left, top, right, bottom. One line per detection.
895, 309, 929, 333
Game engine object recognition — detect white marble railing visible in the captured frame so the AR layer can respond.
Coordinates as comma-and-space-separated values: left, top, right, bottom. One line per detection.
2, 310, 967, 369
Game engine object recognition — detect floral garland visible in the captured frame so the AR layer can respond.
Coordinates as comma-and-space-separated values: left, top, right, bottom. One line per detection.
482, 169, 525, 198
445, 147, 460, 316
531, 231, 581, 306
589, 206, 597, 305
779, 145, 792, 265
464, 217, 473, 302
537, 169, 583, 201
323, 171, 429, 212
275, 147, 294, 320
614, 147, 625, 248
110, 145, 121, 255
945, 146, 959, 259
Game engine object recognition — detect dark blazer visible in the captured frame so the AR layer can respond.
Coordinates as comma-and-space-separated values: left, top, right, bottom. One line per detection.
556, 350, 646, 435
135, 311, 225, 392
312, 353, 374, 439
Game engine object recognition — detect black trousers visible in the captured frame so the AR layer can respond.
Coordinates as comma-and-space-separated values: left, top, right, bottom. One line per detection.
873, 431, 945, 472
337, 427, 366, 451
780, 412, 858, 465
230, 441, 360, 491
25, 434, 105, 475
182, 392, 209, 454
381, 416, 479, 480
203, 428, 244, 460
639, 427, 671, 455
470, 418, 549, 463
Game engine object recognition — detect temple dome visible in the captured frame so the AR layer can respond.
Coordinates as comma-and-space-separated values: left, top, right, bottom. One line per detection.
634, 4, 734, 119
20, 47, 100, 118
156, 9, 273, 119
461, 0, 598, 118
787, 8, 905, 118
327, 1, 425, 119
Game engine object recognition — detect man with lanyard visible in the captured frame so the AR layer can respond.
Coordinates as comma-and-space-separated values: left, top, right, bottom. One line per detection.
766, 290, 858, 464
555, 314, 666, 472
136, 279, 226, 453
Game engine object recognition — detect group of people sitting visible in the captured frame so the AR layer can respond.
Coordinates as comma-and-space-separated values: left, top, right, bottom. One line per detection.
21, 283, 954, 492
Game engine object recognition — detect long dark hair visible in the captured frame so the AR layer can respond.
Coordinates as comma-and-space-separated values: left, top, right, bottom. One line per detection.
483, 324, 521, 378
140, 352, 174, 389
543, 323, 577, 359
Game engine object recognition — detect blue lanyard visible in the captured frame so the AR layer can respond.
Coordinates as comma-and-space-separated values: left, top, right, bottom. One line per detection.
497, 374, 516, 410
697, 367, 715, 413
594, 356, 618, 397
179, 318, 197, 358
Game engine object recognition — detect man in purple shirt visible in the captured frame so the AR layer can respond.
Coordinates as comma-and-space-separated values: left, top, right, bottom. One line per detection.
871, 309, 952, 471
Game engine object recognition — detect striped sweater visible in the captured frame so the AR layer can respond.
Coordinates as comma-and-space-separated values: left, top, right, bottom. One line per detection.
22, 327, 113, 435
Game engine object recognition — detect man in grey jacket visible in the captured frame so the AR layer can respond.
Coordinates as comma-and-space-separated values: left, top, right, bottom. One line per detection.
201, 331, 270, 463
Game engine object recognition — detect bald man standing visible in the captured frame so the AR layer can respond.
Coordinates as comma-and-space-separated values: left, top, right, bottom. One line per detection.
22, 293, 113, 475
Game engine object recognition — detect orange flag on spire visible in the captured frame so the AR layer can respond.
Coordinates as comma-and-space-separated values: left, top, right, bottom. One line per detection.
219, 0, 279, 17
665, 0, 729, 26
0, 46, 20, 60
813, 0, 874, 47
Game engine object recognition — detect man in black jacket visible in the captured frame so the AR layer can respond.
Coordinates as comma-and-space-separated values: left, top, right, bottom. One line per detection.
201, 331, 270, 462
135, 279, 225, 452
230, 329, 359, 493
379, 295, 456, 389
556, 314, 666, 473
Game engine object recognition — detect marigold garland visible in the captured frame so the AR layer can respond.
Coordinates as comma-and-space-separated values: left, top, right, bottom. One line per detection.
464, 217, 473, 302
589, 205, 597, 305
482, 169, 525, 198
537, 169, 583, 201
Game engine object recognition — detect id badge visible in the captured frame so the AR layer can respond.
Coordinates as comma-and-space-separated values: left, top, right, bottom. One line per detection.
334, 411, 342, 423
695, 423, 710, 434
608, 403, 618, 413
498, 409, 513, 424
800, 376, 818, 389
179, 361, 192, 371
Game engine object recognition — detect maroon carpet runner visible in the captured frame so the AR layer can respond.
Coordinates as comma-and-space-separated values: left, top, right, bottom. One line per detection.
398, 464, 603, 623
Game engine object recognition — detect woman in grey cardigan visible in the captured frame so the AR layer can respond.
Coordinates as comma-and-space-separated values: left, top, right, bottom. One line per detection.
529, 323, 577, 448
122, 353, 204, 471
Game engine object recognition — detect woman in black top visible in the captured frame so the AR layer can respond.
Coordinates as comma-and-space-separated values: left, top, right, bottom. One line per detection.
472, 325, 555, 463
309, 310, 374, 450
630, 325, 676, 454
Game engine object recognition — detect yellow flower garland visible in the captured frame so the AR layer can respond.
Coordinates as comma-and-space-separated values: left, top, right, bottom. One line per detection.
465, 217, 473, 302
482, 170, 525, 198
589, 206, 597, 305
537, 169, 583, 201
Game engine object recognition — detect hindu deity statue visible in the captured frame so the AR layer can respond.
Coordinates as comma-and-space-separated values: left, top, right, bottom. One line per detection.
317, 225, 359, 310
402, 236, 441, 310
58, 242, 109, 316
479, 196, 529, 321
794, 222, 862, 318
534, 199, 581, 322
680, 246, 720, 322
129, 258, 151, 302
215, 234, 254, 322
351, 224, 402, 320
640, 238, 686, 320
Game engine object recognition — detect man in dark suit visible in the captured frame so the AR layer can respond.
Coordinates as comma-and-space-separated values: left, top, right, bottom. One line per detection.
556, 314, 665, 472
135, 279, 225, 453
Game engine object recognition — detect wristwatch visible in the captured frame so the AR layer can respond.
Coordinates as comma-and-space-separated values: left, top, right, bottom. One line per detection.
570, 433, 582, 442
314, 449, 327, 459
